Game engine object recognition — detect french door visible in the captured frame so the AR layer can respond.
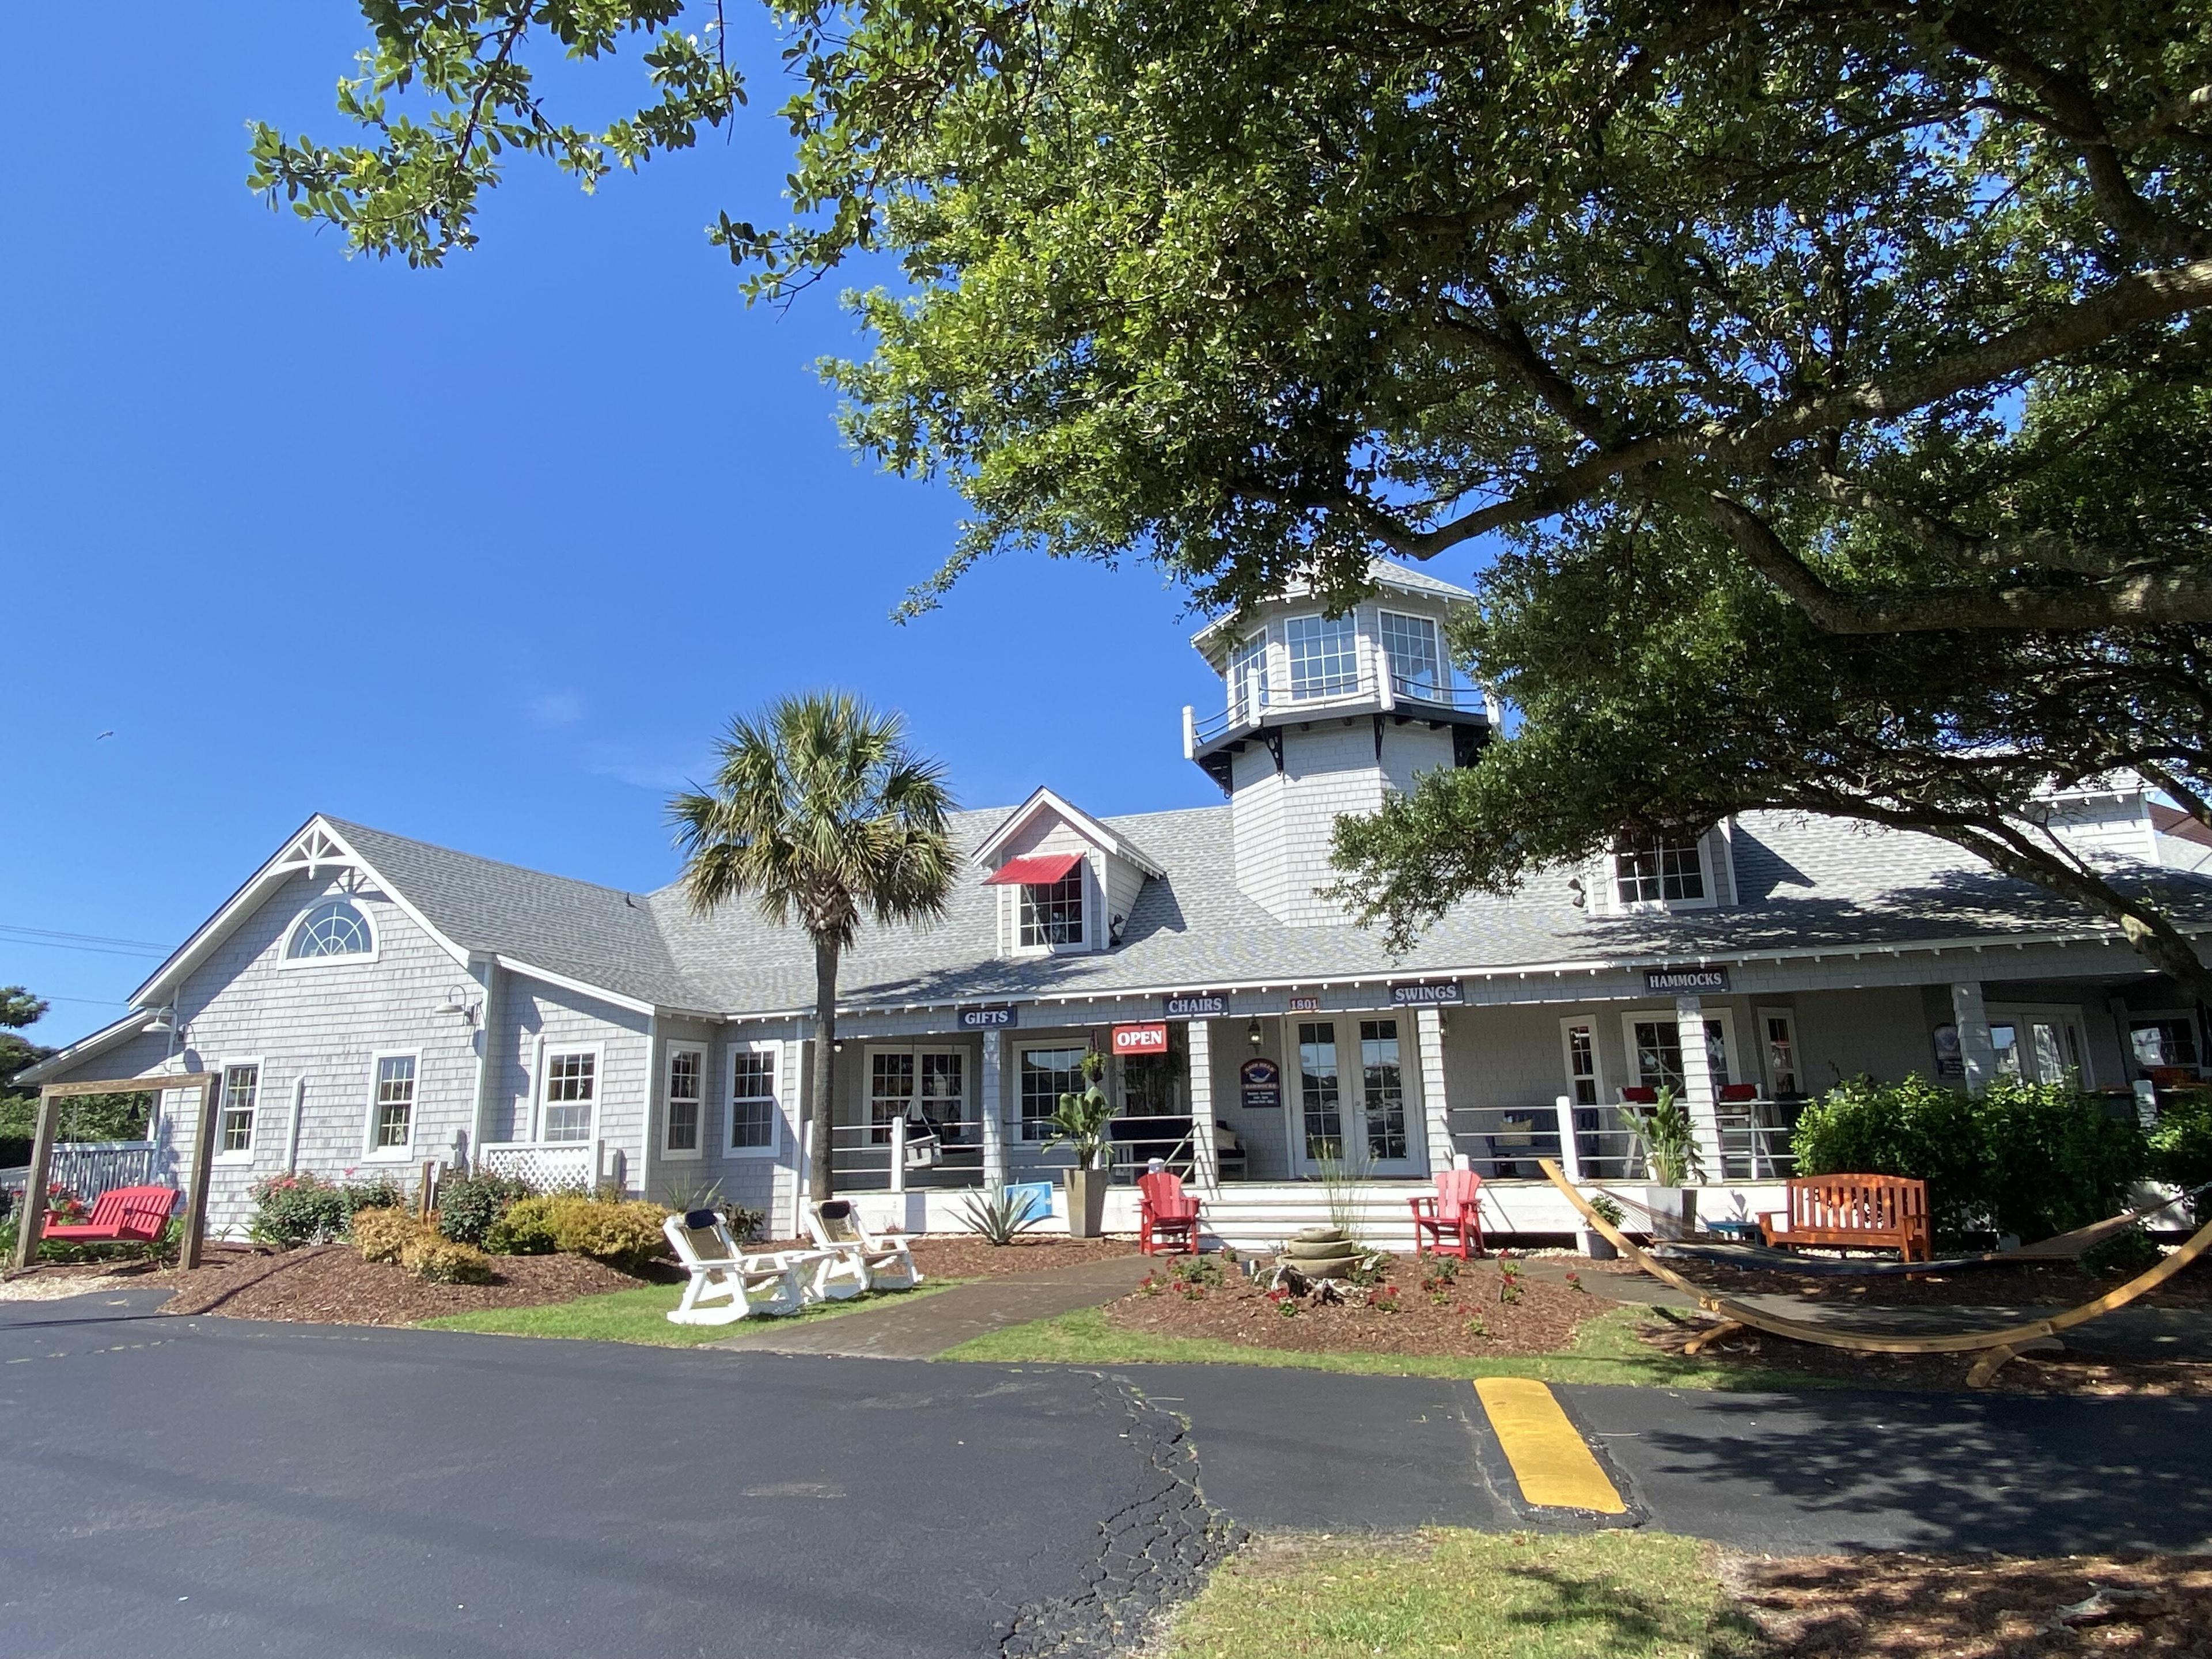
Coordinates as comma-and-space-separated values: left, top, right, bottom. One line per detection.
1294, 1018, 1425, 1177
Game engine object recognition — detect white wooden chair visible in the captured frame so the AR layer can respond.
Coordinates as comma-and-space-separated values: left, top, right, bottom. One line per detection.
804, 1198, 924, 1293
662, 1210, 806, 1324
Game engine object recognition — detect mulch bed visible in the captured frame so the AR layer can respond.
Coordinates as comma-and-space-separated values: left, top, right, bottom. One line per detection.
156, 1244, 670, 1325
749, 1233, 1138, 1281
1104, 1252, 1605, 1358
1728, 1551, 2212, 1656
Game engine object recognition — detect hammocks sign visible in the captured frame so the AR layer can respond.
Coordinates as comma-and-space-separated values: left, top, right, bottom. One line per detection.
1643, 966, 1731, 994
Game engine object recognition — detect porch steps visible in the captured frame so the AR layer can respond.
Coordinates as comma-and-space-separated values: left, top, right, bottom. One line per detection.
1194, 1182, 1438, 1252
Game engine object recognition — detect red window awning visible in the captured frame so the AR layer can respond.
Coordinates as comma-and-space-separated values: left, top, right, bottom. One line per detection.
982, 852, 1084, 887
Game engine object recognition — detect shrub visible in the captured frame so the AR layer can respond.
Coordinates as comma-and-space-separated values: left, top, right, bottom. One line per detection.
1793, 1074, 2145, 1243
1792, 1075, 1985, 1238
2149, 1088, 2212, 1194
435, 1170, 536, 1248
2082, 1222, 2162, 1278
484, 1194, 563, 1256
402, 1234, 494, 1284
1975, 1078, 2143, 1241
350, 1207, 421, 1265
249, 1172, 411, 1249
547, 1198, 669, 1270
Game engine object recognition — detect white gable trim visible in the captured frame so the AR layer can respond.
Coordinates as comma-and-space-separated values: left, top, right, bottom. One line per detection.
16, 1010, 165, 1086
131, 816, 472, 1006
972, 787, 1165, 878
491, 954, 657, 1017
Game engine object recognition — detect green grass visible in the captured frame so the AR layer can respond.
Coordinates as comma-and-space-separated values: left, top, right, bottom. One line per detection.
419, 1278, 960, 1347
940, 1301, 1831, 1390
1159, 1528, 1758, 1659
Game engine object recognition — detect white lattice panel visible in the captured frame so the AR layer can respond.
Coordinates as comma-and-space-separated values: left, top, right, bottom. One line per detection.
478, 1140, 599, 1192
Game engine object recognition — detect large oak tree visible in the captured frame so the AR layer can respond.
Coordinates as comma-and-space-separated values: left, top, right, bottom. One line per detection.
256, 1, 2212, 994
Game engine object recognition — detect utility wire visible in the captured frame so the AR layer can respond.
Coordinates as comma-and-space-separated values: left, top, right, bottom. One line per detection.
0, 923, 168, 959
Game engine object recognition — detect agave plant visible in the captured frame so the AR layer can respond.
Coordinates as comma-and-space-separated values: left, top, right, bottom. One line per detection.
958, 1184, 1048, 1247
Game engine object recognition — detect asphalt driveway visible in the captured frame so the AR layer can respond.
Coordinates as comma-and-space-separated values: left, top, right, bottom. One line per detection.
7, 1289, 2212, 1658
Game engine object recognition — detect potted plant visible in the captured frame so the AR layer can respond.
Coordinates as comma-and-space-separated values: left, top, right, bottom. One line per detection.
1046, 1051, 1119, 1238
1627, 1086, 1706, 1238
1583, 1193, 1624, 1260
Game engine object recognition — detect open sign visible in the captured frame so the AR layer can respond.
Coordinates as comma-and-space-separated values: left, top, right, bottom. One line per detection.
1111, 1022, 1171, 1055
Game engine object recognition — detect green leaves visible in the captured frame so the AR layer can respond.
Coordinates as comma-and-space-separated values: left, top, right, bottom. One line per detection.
249, 3, 741, 266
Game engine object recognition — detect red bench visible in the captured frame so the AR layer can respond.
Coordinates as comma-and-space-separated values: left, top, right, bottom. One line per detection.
1759, 1174, 1931, 1263
42, 1185, 180, 1244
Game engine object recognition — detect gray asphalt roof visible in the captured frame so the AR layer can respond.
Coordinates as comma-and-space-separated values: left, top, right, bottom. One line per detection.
329, 804, 2210, 1019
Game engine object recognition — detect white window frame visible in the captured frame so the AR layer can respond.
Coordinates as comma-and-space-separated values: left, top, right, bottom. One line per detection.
2124, 1008, 2204, 1077
361, 1049, 422, 1161
728, 1041, 781, 1158
1557, 1015, 1609, 1109
1607, 836, 1719, 914
1017, 1043, 1089, 1143
1619, 1009, 1738, 1094
1377, 609, 1443, 698
1227, 631, 1270, 724
865, 1044, 971, 1148
215, 1057, 264, 1165
1283, 611, 1360, 699
1755, 1007, 1802, 1099
277, 897, 381, 971
662, 1043, 707, 1160
1005, 858, 1094, 957
536, 1043, 603, 1144
1986, 1003, 2096, 1088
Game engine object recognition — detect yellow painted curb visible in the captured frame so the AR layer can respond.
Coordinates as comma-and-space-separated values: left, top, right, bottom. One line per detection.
1473, 1378, 1627, 1514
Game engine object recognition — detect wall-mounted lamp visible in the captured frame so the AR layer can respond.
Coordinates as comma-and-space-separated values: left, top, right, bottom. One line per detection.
1566, 876, 1587, 911
1247, 1018, 1264, 1049
435, 987, 480, 1027
1109, 912, 1127, 947
141, 1007, 175, 1035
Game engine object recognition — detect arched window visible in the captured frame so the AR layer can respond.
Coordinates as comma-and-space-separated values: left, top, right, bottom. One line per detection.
287, 899, 373, 960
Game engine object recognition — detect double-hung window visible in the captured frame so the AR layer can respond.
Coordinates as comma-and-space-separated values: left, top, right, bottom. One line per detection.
1020, 1046, 1086, 1142
541, 1050, 597, 1142
370, 1054, 416, 1153
1613, 839, 1707, 907
730, 1047, 778, 1153
1560, 1018, 1602, 1107
218, 1063, 260, 1157
1378, 612, 1441, 699
1019, 870, 1085, 947
1626, 1016, 1730, 1093
664, 1047, 704, 1154
1285, 613, 1358, 698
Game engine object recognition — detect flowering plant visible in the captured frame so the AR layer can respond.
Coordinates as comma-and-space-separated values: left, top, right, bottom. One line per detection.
43, 1183, 88, 1224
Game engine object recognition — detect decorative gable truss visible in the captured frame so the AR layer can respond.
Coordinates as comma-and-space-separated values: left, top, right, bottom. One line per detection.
974, 788, 1165, 956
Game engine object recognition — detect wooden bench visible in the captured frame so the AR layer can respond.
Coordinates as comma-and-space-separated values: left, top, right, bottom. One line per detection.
1759, 1174, 1931, 1263
41, 1185, 180, 1244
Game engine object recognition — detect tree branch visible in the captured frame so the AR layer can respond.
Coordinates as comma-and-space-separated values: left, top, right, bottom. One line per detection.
1700, 492, 2212, 632
1404, 257, 2212, 556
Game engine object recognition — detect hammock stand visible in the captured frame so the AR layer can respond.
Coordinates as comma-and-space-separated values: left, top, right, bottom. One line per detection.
1540, 1160, 2212, 1387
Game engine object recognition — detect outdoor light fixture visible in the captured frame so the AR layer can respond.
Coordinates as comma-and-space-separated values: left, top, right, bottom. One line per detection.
141, 1007, 174, 1035
1247, 1018, 1264, 1048
435, 987, 479, 1027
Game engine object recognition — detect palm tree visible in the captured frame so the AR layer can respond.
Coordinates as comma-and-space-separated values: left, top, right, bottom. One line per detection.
669, 692, 955, 1205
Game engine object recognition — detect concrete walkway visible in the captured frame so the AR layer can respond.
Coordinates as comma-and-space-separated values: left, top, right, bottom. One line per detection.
705, 1252, 1155, 1359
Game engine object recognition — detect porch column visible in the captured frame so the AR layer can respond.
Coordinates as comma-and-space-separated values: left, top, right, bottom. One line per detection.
1415, 1006, 1456, 1173
1672, 995, 1724, 1180
1951, 982, 1997, 1096
1187, 1019, 1219, 1190
980, 1028, 1007, 1187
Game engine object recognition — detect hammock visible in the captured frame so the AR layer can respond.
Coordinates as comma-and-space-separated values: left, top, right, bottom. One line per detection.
1541, 1160, 2212, 1386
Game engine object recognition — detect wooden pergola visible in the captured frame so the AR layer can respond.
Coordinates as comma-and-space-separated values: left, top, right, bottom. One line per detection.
9, 1073, 221, 1272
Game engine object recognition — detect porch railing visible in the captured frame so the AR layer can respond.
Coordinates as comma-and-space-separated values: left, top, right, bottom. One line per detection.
478, 1139, 602, 1192
1453, 1103, 1798, 1183
1190, 649, 1480, 747
0, 1141, 161, 1211
824, 1117, 1204, 1194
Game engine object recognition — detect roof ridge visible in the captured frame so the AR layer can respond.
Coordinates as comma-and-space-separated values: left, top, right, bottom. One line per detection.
324, 816, 653, 903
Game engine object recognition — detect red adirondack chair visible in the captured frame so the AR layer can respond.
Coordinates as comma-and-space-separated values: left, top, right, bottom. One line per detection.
1410, 1167, 1485, 1259
42, 1185, 179, 1244
1137, 1170, 1202, 1256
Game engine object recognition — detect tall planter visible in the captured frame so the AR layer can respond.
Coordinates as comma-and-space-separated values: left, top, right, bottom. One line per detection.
1066, 1166, 1109, 1239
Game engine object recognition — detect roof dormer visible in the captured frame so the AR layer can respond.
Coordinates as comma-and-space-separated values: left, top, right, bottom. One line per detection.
974, 789, 1162, 956
1578, 823, 1738, 918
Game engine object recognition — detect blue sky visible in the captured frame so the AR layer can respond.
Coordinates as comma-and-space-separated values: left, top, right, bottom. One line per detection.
0, 4, 1262, 1045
